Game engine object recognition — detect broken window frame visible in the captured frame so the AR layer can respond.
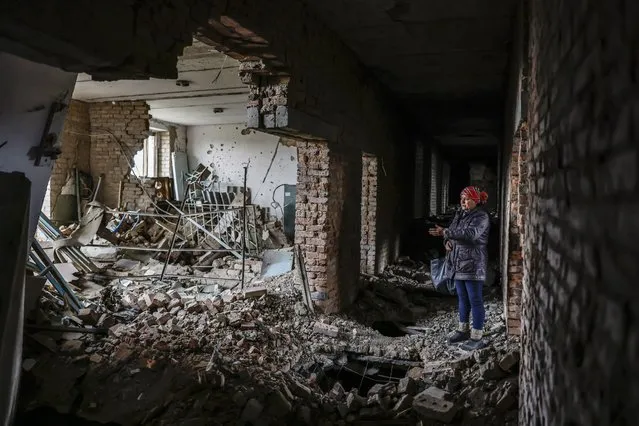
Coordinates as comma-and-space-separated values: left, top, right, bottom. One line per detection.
133, 133, 159, 178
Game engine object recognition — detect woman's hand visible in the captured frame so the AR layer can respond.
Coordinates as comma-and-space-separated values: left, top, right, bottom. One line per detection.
428, 225, 445, 237
445, 240, 453, 251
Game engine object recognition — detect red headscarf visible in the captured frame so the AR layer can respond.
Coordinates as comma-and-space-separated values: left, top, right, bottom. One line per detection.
461, 186, 488, 204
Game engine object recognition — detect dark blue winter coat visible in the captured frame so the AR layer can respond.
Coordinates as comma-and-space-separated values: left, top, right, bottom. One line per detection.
444, 208, 490, 282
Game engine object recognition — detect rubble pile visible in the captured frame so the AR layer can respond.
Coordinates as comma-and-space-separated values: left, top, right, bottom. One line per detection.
322, 344, 519, 424
101, 209, 290, 258
385, 257, 433, 285
102, 256, 263, 287
19, 254, 521, 425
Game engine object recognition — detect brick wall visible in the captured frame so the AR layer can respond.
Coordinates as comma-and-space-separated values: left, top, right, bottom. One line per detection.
89, 101, 150, 208
521, 1, 639, 424
295, 141, 361, 313
48, 100, 90, 214
120, 178, 155, 211
295, 141, 332, 309
430, 147, 441, 215
504, 123, 528, 335
360, 154, 378, 275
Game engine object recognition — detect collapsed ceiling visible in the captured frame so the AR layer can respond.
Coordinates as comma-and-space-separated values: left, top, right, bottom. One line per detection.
72, 41, 249, 126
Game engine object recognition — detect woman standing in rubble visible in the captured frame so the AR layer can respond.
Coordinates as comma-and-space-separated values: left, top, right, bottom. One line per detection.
429, 186, 490, 351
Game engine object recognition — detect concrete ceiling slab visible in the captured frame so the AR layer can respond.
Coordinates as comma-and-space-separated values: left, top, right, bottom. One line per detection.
148, 94, 248, 126
303, 0, 517, 146
72, 41, 249, 126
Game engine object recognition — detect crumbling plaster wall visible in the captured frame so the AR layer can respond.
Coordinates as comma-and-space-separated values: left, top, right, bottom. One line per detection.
0, 52, 77, 240
89, 101, 150, 208
173, 125, 187, 153
521, 0, 639, 424
46, 100, 91, 215
187, 124, 297, 218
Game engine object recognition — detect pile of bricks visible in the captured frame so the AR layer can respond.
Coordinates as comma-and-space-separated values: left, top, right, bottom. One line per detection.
89, 101, 150, 208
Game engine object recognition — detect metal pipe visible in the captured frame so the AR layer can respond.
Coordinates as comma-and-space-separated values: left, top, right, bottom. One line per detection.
81, 245, 240, 253
104, 207, 243, 218
24, 324, 108, 334
160, 213, 182, 281
241, 165, 248, 290
92, 174, 103, 203
105, 210, 180, 219
90, 273, 241, 281
160, 183, 192, 281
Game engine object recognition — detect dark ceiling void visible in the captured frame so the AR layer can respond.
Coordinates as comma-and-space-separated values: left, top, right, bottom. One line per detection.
301, 0, 516, 146
386, 1, 412, 21
415, 95, 505, 147
302, 0, 516, 100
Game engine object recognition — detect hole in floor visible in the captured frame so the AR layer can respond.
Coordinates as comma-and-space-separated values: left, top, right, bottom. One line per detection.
371, 321, 411, 337
14, 407, 121, 426
314, 359, 409, 397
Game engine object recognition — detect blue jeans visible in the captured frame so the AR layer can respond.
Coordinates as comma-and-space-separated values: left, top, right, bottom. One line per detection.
455, 280, 485, 330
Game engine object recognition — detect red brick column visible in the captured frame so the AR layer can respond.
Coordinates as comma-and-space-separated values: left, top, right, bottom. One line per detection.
295, 141, 362, 313
295, 141, 334, 310
504, 122, 529, 335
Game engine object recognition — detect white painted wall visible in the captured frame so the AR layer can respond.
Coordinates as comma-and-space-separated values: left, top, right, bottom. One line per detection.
0, 52, 78, 239
187, 124, 297, 219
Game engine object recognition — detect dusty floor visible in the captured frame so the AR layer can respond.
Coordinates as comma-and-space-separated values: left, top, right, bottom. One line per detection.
16, 256, 519, 425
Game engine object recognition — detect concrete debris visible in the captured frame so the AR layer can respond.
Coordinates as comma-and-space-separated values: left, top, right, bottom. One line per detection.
397, 376, 417, 396
19, 258, 519, 425
243, 284, 267, 298
312, 321, 340, 337
413, 387, 459, 423
22, 358, 37, 372
499, 350, 520, 372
